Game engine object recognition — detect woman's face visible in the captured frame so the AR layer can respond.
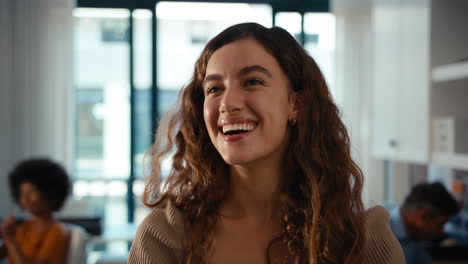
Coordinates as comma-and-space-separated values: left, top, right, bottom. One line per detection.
19, 181, 50, 216
203, 38, 297, 167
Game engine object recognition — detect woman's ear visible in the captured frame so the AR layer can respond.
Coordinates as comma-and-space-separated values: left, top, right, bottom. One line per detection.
288, 92, 300, 121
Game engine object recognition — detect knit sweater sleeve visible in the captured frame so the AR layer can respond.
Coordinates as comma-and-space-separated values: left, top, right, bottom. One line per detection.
128, 201, 186, 264
363, 206, 406, 264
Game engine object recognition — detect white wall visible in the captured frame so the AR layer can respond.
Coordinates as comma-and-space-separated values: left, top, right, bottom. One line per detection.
0, 0, 14, 216
332, 0, 386, 207
0, 0, 74, 217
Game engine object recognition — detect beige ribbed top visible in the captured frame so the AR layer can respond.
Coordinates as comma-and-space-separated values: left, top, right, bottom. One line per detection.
129, 201, 405, 263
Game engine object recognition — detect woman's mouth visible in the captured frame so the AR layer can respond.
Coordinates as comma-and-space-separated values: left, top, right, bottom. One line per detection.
219, 122, 258, 141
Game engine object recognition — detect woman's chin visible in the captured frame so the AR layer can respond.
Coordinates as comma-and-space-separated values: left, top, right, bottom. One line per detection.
221, 155, 252, 166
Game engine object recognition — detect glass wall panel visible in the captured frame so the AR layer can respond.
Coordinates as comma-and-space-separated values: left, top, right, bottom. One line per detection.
132, 9, 153, 225
304, 13, 337, 102
133, 9, 153, 179
275, 12, 302, 43
74, 8, 131, 180
73, 8, 131, 256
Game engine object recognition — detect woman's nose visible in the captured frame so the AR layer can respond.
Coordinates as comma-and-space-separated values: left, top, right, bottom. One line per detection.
20, 196, 28, 207
219, 85, 244, 114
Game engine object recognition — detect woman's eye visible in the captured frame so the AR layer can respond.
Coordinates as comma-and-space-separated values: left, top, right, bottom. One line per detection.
206, 86, 221, 95
245, 78, 264, 86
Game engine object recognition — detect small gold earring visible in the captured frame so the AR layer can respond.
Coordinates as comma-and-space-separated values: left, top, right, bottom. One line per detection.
290, 118, 297, 126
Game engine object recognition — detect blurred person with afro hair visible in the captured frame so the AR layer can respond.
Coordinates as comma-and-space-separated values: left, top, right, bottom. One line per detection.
1, 158, 71, 264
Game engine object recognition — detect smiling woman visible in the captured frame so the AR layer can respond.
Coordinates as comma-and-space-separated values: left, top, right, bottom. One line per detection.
129, 23, 405, 264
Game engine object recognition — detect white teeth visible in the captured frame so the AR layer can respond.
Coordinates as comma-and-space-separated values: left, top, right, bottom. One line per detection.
222, 123, 256, 134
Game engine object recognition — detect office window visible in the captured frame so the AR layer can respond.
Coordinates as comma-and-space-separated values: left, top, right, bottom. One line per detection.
73, 8, 131, 255
74, 8, 131, 180
132, 9, 153, 225
101, 19, 129, 42
304, 13, 337, 102
275, 12, 302, 43
133, 9, 153, 179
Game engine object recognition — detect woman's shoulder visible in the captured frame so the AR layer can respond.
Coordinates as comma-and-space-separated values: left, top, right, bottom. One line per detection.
135, 199, 186, 248
17, 219, 66, 234
50, 220, 67, 231
50, 220, 69, 239
128, 199, 187, 263
362, 206, 405, 264
364, 205, 390, 227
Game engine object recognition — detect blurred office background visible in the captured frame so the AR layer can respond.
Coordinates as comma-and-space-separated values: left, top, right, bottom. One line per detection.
1, 0, 467, 262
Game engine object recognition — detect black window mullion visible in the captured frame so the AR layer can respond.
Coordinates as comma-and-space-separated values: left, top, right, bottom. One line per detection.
151, 7, 158, 138
128, 10, 136, 223
272, 6, 277, 26
300, 11, 305, 47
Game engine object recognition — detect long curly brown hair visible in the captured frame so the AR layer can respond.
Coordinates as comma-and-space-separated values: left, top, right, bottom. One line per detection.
143, 22, 366, 263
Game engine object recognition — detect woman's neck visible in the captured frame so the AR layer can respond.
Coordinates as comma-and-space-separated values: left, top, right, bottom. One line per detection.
220, 162, 283, 224
30, 213, 54, 231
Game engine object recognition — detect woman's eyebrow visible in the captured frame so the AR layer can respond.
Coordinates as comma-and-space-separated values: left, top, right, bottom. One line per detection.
203, 74, 223, 87
238, 65, 272, 78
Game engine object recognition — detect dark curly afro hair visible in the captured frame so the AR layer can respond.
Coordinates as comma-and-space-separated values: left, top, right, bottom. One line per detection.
8, 158, 71, 212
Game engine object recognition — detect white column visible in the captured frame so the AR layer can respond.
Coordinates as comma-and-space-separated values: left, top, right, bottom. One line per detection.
0, 0, 15, 215
332, 0, 386, 207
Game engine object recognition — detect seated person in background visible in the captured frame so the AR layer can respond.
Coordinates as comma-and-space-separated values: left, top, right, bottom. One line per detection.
390, 182, 460, 264
0, 158, 71, 264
